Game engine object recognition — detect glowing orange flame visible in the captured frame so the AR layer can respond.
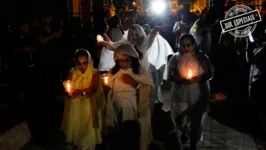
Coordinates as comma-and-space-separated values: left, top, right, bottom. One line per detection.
97, 35, 104, 43
101, 74, 109, 86
187, 69, 193, 79
63, 80, 72, 93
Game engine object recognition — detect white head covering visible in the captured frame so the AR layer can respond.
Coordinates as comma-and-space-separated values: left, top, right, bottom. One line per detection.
142, 24, 152, 35
114, 44, 139, 61
74, 49, 93, 73
128, 24, 147, 48
70, 49, 94, 89
110, 45, 154, 87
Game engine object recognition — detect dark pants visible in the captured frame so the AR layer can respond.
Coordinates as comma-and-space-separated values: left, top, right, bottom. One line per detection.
13, 68, 44, 143
23, 65, 63, 146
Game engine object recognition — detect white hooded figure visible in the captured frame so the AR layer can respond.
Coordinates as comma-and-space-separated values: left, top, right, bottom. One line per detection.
105, 44, 154, 150
100, 24, 157, 70
142, 24, 174, 112
167, 34, 213, 149
100, 24, 173, 112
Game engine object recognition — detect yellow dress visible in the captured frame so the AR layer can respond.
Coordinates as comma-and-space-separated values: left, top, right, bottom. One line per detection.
61, 66, 103, 149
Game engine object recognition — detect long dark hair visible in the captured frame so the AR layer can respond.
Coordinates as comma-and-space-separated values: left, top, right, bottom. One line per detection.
111, 56, 140, 75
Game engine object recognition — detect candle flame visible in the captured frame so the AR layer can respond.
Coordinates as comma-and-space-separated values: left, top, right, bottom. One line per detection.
64, 80, 72, 93
101, 74, 109, 86
103, 76, 109, 85
187, 69, 193, 79
97, 35, 104, 43
66, 82, 71, 92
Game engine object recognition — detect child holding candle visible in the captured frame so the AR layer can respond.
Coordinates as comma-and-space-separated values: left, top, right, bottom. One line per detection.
61, 49, 105, 150
167, 34, 213, 150
105, 44, 154, 150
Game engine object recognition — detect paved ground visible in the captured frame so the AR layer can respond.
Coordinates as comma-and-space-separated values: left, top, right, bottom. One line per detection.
197, 117, 256, 149
0, 115, 257, 150
0, 122, 31, 150
0, 83, 260, 150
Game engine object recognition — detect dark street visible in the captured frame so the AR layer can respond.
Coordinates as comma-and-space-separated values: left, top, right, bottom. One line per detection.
0, 83, 259, 150
1, 0, 266, 149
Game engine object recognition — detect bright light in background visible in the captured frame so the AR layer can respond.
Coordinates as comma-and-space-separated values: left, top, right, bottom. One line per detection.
133, 1, 136, 6
151, 0, 166, 14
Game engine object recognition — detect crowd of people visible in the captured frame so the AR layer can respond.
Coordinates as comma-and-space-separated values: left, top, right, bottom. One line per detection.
1, 0, 266, 150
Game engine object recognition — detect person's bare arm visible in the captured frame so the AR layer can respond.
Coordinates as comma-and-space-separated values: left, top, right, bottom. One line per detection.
194, 54, 213, 84
98, 34, 127, 51
150, 25, 162, 37
172, 22, 183, 34
167, 56, 188, 84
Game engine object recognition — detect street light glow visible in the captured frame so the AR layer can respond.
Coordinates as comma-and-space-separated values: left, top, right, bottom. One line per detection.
151, 0, 166, 14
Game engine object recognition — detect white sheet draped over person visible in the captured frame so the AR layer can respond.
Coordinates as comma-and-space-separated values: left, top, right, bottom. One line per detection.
104, 44, 154, 150
97, 21, 117, 72
122, 29, 129, 40
167, 34, 213, 149
98, 46, 116, 72
142, 24, 174, 112
99, 24, 163, 71
98, 24, 173, 111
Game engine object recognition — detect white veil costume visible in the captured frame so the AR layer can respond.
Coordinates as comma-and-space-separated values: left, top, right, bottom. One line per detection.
142, 24, 174, 110
105, 24, 173, 110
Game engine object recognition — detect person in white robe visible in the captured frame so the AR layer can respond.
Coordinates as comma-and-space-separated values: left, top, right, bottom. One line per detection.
99, 24, 161, 71
105, 44, 154, 150
142, 24, 174, 113
107, 16, 124, 42
122, 16, 135, 40
97, 21, 116, 72
99, 24, 173, 112
168, 34, 213, 149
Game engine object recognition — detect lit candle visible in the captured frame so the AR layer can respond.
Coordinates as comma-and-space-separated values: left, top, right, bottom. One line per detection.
101, 74, 109, 86
103, 76, 109, 85
97, 34, 104, 43
66, 82, 71, 93
187, 69, 193, 79
63, 80, 72, 94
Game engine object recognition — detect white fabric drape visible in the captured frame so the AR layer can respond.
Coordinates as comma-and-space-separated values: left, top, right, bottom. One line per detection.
147, 34, 174, 80
98, 47, 115, 72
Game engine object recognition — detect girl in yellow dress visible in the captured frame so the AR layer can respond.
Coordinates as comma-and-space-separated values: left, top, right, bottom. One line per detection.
61, 49, 105, 150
